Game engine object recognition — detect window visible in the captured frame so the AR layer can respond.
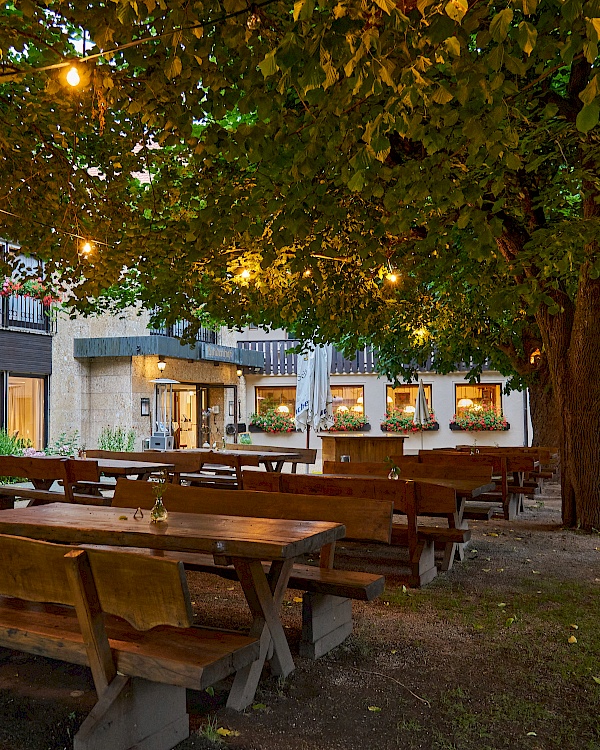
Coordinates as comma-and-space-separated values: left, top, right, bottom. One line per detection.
455, 384, 502, 414
7, 375, 45, 450
386, 384, 432, 413
331, 385, 364, 416
255, 386, 296, 416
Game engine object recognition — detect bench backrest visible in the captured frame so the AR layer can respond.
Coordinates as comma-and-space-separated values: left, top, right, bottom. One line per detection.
0, 455, 68, 482
396, 462, 494, 483
241, 470, 281, 491
232, 444, 318, 464
419, 450, 502, 471
87, 449, 203, 473
322, 461, 390, 477
242, 470, 457, 516
112, 478, 394, 543
0, 533, 192, 631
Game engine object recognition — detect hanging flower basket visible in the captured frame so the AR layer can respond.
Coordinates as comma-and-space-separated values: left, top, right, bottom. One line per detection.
249, 409, 296, 433
449, 407, 510, 431
380, 409, 439, 433
1, 277, 61, 307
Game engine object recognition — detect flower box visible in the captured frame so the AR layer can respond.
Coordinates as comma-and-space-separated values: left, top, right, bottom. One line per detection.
326, 423, 371, 433
381, 422, 439, 433
449, 423, 510, 431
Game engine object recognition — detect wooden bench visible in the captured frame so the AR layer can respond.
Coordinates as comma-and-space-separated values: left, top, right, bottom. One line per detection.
0, 456, 111, 508
111, 478, 390, 658
0, 534, 260, 748
232, 443, 318, 472
241, 470, 471, 582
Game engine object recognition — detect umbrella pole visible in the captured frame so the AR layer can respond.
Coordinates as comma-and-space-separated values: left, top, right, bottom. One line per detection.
306, 425, 310, 474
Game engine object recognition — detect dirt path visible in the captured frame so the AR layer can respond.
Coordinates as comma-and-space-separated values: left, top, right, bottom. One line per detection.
0, 482, 598, 750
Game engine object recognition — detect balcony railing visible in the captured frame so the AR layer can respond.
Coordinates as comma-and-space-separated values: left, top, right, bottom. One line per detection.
238, 340, 379, 376
150, 321, 220, 345
1, 296, 54, 333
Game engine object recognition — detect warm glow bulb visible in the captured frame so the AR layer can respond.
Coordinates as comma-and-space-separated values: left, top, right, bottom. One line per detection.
277, 404, 290, 414
240, 269, 251, 279
404, 405, 416, 414
66, 66, 81, 87
82, 241, 92, 254
303, 269, 312, 277
386, 272, 398, 283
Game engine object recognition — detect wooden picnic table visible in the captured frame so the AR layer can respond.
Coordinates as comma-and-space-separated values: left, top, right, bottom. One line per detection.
187, 448, 301, 473
0, 502, 344, 710
94, 458, 176, 481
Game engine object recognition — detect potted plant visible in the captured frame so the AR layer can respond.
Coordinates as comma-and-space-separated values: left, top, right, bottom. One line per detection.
449, 407, 510, 431
326, 411, 370, 432
1, 277, 60, 307
249, 409, 296, 433
380, 408, 439, 432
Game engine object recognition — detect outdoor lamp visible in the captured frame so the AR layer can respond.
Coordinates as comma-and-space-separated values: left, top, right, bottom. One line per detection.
157, 357, 166, 373
66, 66, 81, 86
236, 368, 243, 377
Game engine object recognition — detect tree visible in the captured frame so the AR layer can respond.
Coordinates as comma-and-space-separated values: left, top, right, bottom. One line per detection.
1, 0, 599, 527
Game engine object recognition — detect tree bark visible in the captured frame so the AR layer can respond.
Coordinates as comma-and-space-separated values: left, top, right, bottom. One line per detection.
527, 364, 560, 449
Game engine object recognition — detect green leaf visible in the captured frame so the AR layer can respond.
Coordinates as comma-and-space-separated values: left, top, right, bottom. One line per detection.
445, 0, 468, 23
521, 0, 538, 13
347, 170, 365, 192
165, 56, 182, 79
432, 86, 454, 104
258, 51, 278, 78
576, 102, 600, 132
579, 75, 600, 105
445, 36, 461, 56
293, 0, 315, 21
516, 21, 537, 55
373, 0, 397, 13
490, 9, 514, 42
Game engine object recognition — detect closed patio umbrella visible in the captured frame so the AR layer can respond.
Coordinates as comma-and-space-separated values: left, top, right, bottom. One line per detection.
295, 344, 334, 462
413, 379, 430, 450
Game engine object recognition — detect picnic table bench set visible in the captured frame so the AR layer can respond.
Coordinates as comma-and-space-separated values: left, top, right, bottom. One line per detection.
0, 444, 557, 750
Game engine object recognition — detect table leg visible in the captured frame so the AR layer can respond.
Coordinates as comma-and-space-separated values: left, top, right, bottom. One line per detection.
227, 558, 295, 710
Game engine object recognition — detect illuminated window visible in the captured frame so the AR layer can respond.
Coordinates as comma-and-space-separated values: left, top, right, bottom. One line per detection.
331, 385, 365, 415
386, 384, 432, 413
255, 386, 296, 415
455, 384, 502, 414
7, 376, 45, 450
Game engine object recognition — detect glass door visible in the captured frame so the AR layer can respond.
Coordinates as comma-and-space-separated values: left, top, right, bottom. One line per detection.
7, 375, 45, 450
172, 384, 199, 449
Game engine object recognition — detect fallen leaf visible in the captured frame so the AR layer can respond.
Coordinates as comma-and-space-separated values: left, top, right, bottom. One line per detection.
227, 586, 235, 591
252, 703, 267, 711
293, 597, 303, 603
384, 601, 390, 606
118, 515, 127, 520
515, 537, 523, 540
526, 731, 537, 736
498, 602, 507, 608
570, 624, 579, 630
482, 568, 492, 573
488, 532, 499, 537
216, 728, 240, 737
205, 686, 214, 696
70, 690, 84, 698
506, 617, 516, 626
368, 706, 381, 712
532, 570, 541, 574
592, 676, 600, 684
568, 635, 577, 644
497, 568, 505, 572
391, 649, 397, 654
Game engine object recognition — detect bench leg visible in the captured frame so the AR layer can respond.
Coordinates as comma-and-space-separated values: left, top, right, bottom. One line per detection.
409, 539, 437, 587
504, 493, 520, 521
299, 593, 353, 659
74, 674, 188, 750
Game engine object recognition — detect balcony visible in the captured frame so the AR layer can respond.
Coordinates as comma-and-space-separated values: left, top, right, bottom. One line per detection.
150, 321, 220, 345
238, 340, 380, 376
1, 296, 54, 333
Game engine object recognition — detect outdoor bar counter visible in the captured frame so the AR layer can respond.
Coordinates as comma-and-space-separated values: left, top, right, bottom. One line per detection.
320, 434, 406, 463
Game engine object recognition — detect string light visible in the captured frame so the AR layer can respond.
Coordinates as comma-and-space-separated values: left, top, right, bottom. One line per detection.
385, 271, 398, 283
81, 241, 93, 254
240, 269, 251, 280
66, 66, 80, 86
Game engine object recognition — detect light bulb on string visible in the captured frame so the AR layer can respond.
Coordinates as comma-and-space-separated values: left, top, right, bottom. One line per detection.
240, 269, 251, 280
66, 66, 80, 86
81, 241, 93, 254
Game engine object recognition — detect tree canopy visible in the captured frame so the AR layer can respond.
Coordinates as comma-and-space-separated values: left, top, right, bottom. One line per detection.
1, 0, 599, 527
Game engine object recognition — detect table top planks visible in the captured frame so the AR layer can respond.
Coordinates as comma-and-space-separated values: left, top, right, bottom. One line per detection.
0, 503, 345, 560
321, 474, 495, 500
94, 459, 176, 476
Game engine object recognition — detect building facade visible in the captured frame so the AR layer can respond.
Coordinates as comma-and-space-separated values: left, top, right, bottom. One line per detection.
236, 329, 531, 454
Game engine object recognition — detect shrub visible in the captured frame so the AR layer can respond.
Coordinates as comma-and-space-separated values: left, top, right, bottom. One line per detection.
98, 426, 137, 451
45, 430, 80, 456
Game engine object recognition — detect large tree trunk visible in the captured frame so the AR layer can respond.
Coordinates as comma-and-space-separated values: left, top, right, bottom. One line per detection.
537, 263, 600, 530
527, 364, 560, 449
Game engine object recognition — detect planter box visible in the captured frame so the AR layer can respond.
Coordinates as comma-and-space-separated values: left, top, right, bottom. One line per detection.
326, 423, 371, 433
449, 423, 510, 431
381, 423, 439, 433
248, 424, 297, 434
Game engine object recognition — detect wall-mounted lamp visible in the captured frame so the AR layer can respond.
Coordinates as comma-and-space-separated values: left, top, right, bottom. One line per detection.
236, 368, 243, 377
157, 357, 166, 373
140, 397, 150, 416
